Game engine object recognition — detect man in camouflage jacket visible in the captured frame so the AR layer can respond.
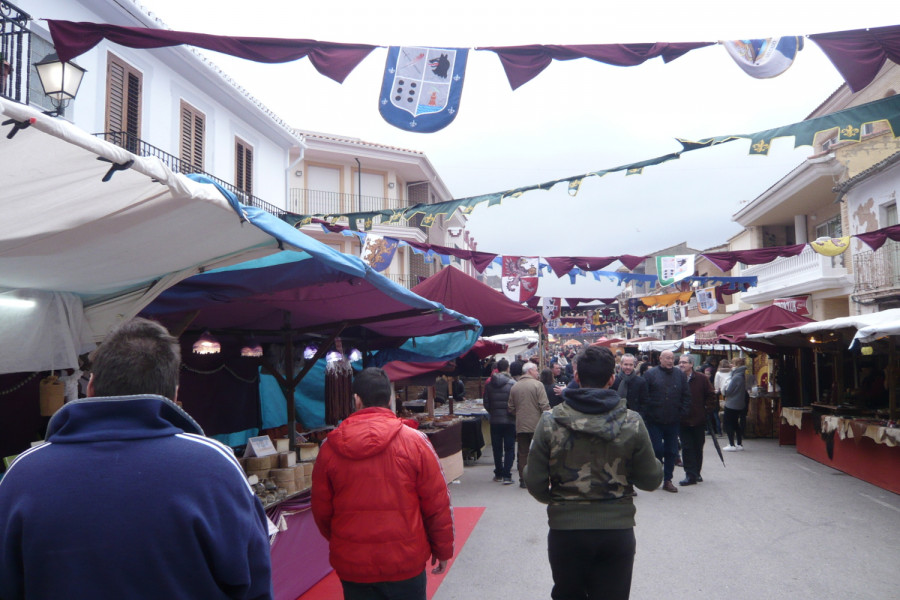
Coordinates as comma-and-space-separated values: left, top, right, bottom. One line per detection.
525, 346, 662, 600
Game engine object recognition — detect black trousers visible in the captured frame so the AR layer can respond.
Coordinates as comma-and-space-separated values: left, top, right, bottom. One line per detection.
678, 423, 706, 480
548, 528, 636, 600
723, 407, 744, 446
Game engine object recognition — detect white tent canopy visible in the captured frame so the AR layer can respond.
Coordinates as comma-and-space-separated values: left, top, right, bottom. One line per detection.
485, 330, 540, 362
0, 98, 292, 370
745, 308, 900, 346
638, 334, 733, 353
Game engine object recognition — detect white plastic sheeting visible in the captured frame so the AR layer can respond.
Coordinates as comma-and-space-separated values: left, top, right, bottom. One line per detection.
744, 308, 900, 347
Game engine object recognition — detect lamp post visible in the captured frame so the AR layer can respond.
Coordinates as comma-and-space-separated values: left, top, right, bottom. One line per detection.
34, 52, 86, 116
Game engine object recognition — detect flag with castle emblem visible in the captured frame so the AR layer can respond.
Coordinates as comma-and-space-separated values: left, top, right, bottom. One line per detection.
379, 46, 468, 133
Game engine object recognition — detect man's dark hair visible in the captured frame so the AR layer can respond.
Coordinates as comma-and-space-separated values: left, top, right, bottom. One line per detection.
574, 346, 616, 388
352, 367, 393, 407
496, 358, 509, 373
539, 368, 554, 386
509, 360, 524, 377
89, 318, 180, 400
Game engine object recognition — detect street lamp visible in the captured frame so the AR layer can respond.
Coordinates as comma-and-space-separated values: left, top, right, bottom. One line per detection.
34, 52, 86, 116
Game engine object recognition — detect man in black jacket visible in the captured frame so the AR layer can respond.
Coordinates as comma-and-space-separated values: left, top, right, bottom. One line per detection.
483, 358, 516, 485
612, 353, 648, 412
642, 350, 691, 493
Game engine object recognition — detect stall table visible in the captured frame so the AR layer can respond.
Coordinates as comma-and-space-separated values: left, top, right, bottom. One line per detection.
266, 490, 331, 600
422, 421, 464, 483
780, 406, 900, 495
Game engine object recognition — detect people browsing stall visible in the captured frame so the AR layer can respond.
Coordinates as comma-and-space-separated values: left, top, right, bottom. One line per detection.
722, 358, 749, 451
641, 350, 692, 493
524, 346, 662, 600
0, 318, 273, 600
484, 359, 518, 484
312, 367, 454, 598
677, 355, 718, 485
508, 361, 551, 488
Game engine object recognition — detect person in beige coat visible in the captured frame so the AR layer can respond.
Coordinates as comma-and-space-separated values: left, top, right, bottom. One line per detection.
508, 361, 551, 487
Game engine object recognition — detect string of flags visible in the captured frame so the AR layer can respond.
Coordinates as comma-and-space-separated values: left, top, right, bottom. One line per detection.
281, 93, 900, 230
312, 216, 900, 287
48, 20, 900, 133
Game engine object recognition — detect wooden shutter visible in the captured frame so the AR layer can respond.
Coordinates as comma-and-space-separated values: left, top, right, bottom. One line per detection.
105, 54, 142, 150
235, 138, 253, 195
179, 101, 205, 173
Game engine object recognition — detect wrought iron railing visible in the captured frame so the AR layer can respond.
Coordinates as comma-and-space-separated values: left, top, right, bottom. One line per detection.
289, 188, 429, 229
853, 239, 900, 292
0, 1, 30, 103
382, 273, 425, 289
94, 131, 286, 218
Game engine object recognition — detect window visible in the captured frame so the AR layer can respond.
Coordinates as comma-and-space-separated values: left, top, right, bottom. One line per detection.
235, 138, 253, 196
816, 216, 842, 239
28, 35, 67, 117
862, 122, 876, 136
821, 136, 837, 152
179, 101, 204, 174
105, 54, 142, 152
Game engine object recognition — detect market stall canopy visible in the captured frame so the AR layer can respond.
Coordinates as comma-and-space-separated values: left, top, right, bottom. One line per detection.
411, 266, 542, 334
0, 98, 316, 372
638, 334, 734, 353
694, 305, 815, 345
480, 330, 539, 364
591, 337, 624, 347
742, 308, 900, 348
141, 251, 483, 362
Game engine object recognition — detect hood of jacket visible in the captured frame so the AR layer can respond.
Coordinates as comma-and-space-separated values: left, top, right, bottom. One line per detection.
46, 394, 204, 443
325, 407, 403, 460
487, 372, 513, 390
555, 387, 627, 440
732, 366, 747, 377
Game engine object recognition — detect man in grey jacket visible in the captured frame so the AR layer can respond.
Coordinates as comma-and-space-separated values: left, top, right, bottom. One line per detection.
525, 346, 662, 600
508, 361, 550, 488
723, 357, 749, 451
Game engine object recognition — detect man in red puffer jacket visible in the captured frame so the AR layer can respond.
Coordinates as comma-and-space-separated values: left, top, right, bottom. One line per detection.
312, 367, 454, 599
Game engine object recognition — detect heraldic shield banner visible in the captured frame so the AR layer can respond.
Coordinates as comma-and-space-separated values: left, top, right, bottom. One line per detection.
501, 256, 539, 303
379, 46, 468, 133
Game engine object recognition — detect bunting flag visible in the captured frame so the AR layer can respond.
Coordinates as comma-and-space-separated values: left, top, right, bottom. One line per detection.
501, 256, 539, 303
541, 297, 562, 322
641, 291, 693, 307
282, 93, 900, 231
722, 37, 803, 79
809, 236, 851, 256
46, 20, 376, 83
359, 234, 399, 271
656, 255, 694, 286
379, 46, 468, 132
695, 287, 718, 314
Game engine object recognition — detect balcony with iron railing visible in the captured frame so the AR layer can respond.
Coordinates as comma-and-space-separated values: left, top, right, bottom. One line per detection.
95, 131, 286, 218
853, 239, 900, 298
0, 1, 30, 103
289, 188, 429, 231
740, 245, 852, 303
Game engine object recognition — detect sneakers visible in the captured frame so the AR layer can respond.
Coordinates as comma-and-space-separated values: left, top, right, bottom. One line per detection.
735, 445, 745, 451
501, 477, 514, 485
722, 445, 737, 452
519, 480, 527, 489
492, 475, 503, 482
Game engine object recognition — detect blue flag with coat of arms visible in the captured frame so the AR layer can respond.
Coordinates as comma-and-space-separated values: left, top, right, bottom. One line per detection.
379, 46, 468, 133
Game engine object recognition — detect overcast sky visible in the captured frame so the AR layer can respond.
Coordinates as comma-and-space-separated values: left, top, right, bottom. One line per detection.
128, 0, 899, 297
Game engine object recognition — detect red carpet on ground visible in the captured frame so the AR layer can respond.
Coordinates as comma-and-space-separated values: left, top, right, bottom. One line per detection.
297, 506, 485, 600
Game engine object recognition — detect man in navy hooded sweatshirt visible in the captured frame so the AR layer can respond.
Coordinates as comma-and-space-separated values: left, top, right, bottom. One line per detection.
0, 318, 273, 600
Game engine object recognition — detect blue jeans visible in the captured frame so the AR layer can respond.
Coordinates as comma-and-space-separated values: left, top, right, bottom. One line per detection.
646, 421, 680, 482
341, 570, 426, 599
490, 423, 516, 479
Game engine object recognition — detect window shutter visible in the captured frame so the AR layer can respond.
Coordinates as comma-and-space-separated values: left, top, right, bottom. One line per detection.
105, 54, 142, 150
235, 139, 253, 195
179, 102, 205, 173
